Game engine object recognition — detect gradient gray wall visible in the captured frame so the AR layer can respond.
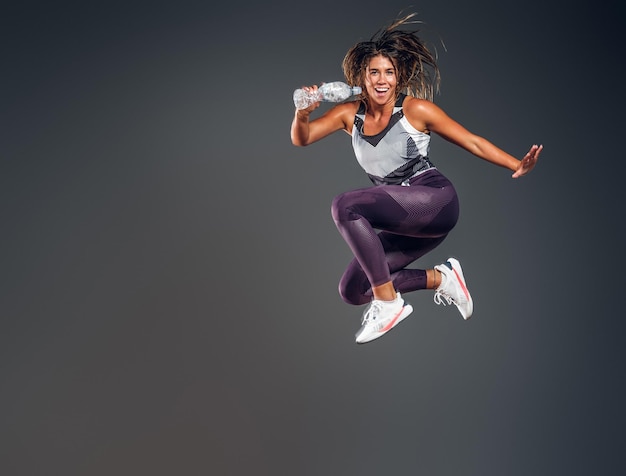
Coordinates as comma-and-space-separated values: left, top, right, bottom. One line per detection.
2, 1, 624, 475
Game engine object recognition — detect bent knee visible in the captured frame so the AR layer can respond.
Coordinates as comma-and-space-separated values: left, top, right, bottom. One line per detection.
338, 286, 367, 306
331, 190, 363, 224
330, 192, 347, 223
338, 274, 370, 306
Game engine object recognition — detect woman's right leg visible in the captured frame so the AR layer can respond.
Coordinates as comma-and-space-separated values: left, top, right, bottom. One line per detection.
338, 233, 447, 305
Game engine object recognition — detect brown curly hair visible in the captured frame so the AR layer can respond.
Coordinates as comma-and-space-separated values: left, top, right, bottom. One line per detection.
342, 13, 441, 102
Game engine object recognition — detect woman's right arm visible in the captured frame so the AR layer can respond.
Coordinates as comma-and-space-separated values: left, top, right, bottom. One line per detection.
290, 87, 355, 146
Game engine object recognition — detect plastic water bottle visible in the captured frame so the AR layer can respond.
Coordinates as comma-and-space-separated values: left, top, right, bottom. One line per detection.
293, 81, 362, 109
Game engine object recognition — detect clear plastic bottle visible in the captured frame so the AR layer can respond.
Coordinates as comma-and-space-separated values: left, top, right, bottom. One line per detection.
293, 81, 362, 109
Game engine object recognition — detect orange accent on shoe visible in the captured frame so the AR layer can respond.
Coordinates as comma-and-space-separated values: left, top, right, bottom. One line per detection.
452, 267, 470, 299
381, 308, 404, 332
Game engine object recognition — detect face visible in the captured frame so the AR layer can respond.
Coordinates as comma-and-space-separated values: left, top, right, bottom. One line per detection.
364, 55, 397, 105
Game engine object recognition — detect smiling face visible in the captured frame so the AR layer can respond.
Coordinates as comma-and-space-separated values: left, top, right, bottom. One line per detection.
364, 54, 398, 106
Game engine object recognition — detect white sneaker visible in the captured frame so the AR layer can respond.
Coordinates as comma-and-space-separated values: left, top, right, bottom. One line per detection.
434, 258, 473, 319
355, 292, 413, 344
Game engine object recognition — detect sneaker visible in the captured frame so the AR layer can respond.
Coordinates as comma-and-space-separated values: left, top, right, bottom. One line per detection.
434, 257, 473, 319
355, 292, 413, 344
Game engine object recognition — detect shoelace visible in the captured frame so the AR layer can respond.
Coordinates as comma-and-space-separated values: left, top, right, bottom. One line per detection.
433, 289, 454, 306
362, 301, 383, 324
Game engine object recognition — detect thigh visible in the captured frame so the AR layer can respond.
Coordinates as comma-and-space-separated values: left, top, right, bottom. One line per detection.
351, 183, 458, 238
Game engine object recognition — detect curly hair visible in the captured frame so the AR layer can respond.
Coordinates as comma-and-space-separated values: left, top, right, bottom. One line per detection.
342, 13, 441, 102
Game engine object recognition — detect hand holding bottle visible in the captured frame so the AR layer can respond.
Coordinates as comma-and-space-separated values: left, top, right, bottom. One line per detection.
293, 81, 362, 110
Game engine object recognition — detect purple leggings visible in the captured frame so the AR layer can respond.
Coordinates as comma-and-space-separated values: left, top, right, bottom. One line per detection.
331, 169, 459, 305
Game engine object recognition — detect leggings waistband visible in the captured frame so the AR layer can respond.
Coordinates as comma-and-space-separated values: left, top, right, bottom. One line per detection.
367, 155, 435, 186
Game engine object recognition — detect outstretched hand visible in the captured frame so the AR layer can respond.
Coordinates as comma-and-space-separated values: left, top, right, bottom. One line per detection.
512, 144, 543, 178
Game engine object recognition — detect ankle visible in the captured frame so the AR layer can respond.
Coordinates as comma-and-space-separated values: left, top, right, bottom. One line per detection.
428, 269, 442, 290
372, 281, 397, 301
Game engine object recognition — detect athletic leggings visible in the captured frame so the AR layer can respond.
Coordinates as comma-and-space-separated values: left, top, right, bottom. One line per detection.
331, 168, 459, 305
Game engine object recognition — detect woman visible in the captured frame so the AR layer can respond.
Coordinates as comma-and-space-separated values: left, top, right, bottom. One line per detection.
290, 14, 542, 344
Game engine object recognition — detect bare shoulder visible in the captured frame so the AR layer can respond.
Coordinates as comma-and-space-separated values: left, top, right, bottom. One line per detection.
329, 100, 360, 119
319, 100, 361, 132
403, 96, 444, 117
402, 97, 443, 132
404, 97, 461, 134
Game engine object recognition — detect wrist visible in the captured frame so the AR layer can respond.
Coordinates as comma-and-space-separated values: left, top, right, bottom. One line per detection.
296, 109, 310, 121
509, 157, 522, 172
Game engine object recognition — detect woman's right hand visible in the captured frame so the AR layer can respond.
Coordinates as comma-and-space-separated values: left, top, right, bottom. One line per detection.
291, 85, 356, 146
295, 85, 321, 113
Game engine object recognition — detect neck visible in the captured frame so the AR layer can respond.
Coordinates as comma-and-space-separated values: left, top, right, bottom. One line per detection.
366, 97, 395, 118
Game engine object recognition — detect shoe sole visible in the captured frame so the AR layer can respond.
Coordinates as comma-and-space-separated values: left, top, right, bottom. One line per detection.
356, 304, 414, 344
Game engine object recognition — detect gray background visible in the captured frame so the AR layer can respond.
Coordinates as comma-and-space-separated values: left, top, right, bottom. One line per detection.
2, 1, 625, 475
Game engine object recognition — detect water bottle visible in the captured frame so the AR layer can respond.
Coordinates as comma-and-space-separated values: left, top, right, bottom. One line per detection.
293, 81, 362, 109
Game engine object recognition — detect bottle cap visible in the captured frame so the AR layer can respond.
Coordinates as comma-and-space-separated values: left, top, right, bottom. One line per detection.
352, 86, 362, 94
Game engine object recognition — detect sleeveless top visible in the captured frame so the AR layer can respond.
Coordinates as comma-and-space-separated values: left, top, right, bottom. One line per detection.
351, 93, 435, 185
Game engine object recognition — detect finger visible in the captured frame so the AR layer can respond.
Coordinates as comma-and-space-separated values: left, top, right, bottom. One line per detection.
519, 156, 534, 172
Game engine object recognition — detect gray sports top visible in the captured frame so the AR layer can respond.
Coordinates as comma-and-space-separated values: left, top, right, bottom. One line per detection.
351, 94, 435, 185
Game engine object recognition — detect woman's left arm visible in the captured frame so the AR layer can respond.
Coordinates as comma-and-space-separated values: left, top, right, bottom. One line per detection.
406, 99, 542, 178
